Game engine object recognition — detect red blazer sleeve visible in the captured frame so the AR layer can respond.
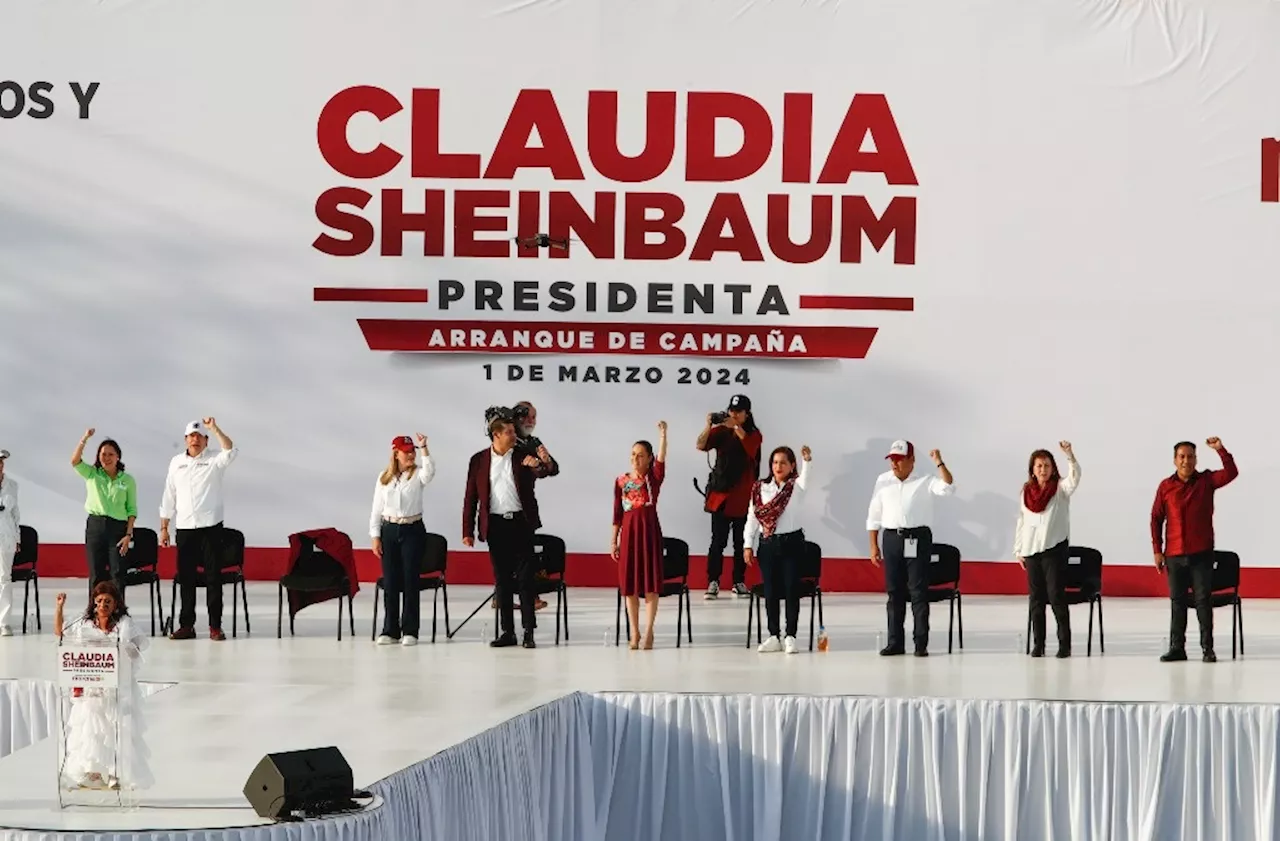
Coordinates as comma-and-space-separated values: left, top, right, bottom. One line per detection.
612, 477, 624, 527
1210, 449, 1239, 488
463, 454, 480, 541
1150, 481, 1167, 554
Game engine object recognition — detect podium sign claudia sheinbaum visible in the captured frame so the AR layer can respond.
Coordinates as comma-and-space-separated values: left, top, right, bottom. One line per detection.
59, 642, 120, 689
55, 636, 135, 807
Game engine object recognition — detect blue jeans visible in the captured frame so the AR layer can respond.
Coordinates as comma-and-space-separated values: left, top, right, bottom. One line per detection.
380, 521, 425, 637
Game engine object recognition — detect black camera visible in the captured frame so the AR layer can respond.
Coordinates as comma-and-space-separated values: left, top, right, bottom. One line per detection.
483, 405, 516, 436
709, 411, 728, 425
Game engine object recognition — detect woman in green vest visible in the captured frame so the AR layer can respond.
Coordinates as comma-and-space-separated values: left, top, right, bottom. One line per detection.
71, 429, 138, 602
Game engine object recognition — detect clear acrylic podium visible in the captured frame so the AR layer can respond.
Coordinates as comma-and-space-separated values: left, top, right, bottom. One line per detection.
56, 634, 139, 808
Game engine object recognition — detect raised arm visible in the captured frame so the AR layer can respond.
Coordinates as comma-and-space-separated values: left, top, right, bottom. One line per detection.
656, 421, 668, 463
414, 434, 435, 485
1059, 441, 1081, 495
71, 428, 94, 468
795, 446, 812, 491
696, 414, 719, 452
1206, 438, 1237, 488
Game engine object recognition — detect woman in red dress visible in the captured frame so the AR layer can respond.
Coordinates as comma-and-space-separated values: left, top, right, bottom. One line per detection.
611, 421, 668, 650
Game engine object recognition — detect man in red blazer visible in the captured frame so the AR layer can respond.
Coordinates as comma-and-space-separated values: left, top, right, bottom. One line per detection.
463, 414, 556, 648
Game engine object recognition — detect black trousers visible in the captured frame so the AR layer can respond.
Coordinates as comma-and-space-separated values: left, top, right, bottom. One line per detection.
1167, 551, 1215, 652
1026, 539, 1071, 651
176, 523, 225, 630
759, 530, 804, 638
85, 515, 128, 603
707, 508, 747, 586
488, 514, 537, 636
380, 520, 425, 638
883, 527, 932, 650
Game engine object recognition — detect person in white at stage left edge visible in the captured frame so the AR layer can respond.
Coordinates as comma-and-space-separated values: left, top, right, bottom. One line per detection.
0, 449, 19, 637
371, 433, 435, 647
160, 418, 238, 642
744, 445, 813, 655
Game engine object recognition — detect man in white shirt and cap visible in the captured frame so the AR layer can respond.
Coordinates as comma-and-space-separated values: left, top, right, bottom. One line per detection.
0, 449, 19, 637
867, 440, 954, 656
160, 418, 238, 641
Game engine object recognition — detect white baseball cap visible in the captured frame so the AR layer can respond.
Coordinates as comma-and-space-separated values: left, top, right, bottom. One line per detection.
0, 449, 9, 460
886, 440, 915, 460
184, 420, 208, 437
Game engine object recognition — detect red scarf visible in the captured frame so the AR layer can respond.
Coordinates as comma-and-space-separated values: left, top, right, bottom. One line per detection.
752, 478, 797, 538
1022, 478, 1059, 513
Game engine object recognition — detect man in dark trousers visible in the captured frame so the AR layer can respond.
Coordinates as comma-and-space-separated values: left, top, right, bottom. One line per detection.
463, 415, 556, 648
1151, 437, 1238, 663
867, 440, 954, 656
696, 394, 763, 599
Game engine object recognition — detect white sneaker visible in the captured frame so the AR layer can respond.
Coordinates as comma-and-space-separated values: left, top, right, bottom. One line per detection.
0, 626, 12, 637
375, 635, 395, 645
783, 635, 798, 655
401, 635, 418, 647
704, 581, 720, 600
757, 635, 782, 653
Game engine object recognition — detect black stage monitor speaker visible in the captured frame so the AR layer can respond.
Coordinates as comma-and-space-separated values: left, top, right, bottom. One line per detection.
243, 746, 355, 819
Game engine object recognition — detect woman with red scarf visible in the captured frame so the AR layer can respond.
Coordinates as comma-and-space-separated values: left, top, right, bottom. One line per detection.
744, 444, 812, 655
1015, 441, 1081, 658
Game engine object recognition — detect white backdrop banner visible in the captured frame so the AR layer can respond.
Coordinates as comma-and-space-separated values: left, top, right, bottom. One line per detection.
1, 0, 1278, 569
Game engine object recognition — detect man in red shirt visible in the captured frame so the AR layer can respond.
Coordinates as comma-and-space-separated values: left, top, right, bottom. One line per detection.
1151, 437, 1238, 663
696, 395, 763, 599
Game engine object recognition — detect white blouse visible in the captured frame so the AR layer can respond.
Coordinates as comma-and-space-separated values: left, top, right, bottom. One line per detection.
1013, 456, 1081, 558
744, 459, 811, 551
368, 456, 436, 537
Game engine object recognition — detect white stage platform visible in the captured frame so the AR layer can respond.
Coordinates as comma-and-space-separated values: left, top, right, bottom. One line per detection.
1, 579, 1277, 840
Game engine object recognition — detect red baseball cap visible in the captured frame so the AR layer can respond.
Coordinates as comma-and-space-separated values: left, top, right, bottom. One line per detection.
885, 440, 914, 460
391, 436, 415, 453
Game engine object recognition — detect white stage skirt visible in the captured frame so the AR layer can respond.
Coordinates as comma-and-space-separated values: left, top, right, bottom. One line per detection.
381, 692, 1280, 841
6, 681, 1279, 840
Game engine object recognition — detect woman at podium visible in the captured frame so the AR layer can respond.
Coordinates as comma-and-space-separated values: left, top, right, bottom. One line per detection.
54, 582, 153, 791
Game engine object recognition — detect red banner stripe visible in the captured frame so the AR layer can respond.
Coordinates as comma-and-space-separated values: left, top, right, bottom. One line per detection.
314, 288, 430, 303
798, 295, 914, 311
358, 319, 877, 360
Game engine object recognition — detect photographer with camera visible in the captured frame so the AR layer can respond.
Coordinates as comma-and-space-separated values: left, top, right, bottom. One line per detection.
695, 395, 763, 599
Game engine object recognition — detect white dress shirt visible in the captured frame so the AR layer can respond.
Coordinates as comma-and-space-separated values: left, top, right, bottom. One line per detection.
744, 459, 811, 551
489, 448, 522, 515
1013, 456, 1081, 558
0, 477, 19, 548
159, 447, 238, 530
866, 469, 955, 531
368, 456, 437, 537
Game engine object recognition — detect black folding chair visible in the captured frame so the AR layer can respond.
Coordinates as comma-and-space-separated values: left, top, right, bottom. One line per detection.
371, 532, 451, 643
746, 539, 825, 650
927, 543, 963, 653
1024, 546, 1104, 655
616, 536, 694, 647
532, 534, 569, 645
12, 525, 40, 633
166, 527, 251, 637
278, 533, 355, 640
121, 527, 165, 636
1178, 550, 1244, 659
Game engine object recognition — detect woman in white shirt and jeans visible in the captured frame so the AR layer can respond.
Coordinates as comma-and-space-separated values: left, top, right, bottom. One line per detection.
1015, 441, 1080, 658
744, 445, 812, 655
370, 434, 435, 646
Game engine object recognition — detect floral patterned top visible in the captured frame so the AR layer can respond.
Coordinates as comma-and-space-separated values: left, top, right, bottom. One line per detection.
612, 460, 666, 525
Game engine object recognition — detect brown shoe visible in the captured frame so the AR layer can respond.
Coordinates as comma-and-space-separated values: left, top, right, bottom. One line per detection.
210, 628, 226, 642
169, 626, 196, 640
